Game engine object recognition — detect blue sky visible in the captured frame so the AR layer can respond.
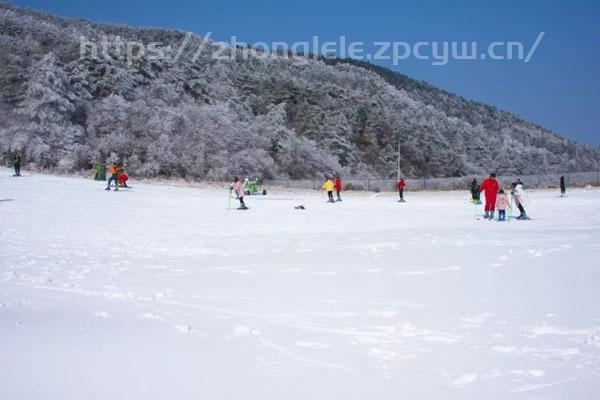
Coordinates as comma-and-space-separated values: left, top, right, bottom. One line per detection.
12, 0, 600, 146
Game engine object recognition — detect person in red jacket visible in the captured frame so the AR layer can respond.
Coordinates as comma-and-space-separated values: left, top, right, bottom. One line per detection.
397, 178, 406, 202
117, 169, 129, 188
334, 175, 342, 202
480, 173, 499, 219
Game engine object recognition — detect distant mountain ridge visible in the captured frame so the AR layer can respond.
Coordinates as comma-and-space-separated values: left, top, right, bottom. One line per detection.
1, 4, 598, 179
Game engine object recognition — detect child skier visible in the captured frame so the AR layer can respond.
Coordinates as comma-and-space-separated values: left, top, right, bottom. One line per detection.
397, 178, 406, 202
322, 176, 335, 202
560, 176, 566, 197
334, 175, 342, 202
118, 168, 129, 188
470, 178, 481, 204
495, 189, 510, 221
511, 179, 529, 220
479, 173, 499, 219
231, 176, 247, 209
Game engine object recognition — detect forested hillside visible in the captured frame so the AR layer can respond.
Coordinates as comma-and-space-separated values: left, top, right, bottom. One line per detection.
1, 4, 598, 179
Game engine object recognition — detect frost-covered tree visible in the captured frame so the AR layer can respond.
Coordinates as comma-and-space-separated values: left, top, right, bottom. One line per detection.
0, 3, 598, 177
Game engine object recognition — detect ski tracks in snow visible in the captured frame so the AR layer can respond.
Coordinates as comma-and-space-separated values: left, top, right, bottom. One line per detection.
2, 171, 600, 398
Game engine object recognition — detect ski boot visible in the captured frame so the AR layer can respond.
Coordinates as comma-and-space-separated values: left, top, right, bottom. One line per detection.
484, 211, 489, 219
517, 212, 529, 220
489, 211, 495, 220
105, 186, 111, 191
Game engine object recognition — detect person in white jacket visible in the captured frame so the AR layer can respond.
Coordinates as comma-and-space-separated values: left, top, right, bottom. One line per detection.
511, 179, 529, 220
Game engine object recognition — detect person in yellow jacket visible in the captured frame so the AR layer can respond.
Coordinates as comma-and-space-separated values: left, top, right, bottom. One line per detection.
322, 176, 335, 203
105, 163, 121, 191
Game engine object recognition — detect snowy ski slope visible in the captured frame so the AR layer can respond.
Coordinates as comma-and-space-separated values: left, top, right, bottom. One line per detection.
1, 169, 599, 399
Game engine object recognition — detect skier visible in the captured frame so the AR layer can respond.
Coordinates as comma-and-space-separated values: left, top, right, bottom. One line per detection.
118, 168, 129, 188
243, 177, 250, 195
470, 178, 481, 204
511, 179, 529, 220
334, 175, 343, 202
397, 178, 406, 202
105, 163, 120, 191
13, 153, 21, 176
94, 164, 106, 181
231, 176, 247, 209
479, 173, 499, 219
560, 175, 566, 197
322, 176, 335, 203
495, 189, 510, 221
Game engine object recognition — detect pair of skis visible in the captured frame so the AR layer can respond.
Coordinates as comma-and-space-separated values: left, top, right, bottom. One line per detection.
228, 188, 249, 210
473, 196, 514, 222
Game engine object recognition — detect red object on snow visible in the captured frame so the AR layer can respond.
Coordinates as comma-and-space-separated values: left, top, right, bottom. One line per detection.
335, 177, 342, 192
397, 179, 406, 190
118, 172, 128, 186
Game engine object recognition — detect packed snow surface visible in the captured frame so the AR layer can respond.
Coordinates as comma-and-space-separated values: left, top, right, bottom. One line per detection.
1, 169, 600, 399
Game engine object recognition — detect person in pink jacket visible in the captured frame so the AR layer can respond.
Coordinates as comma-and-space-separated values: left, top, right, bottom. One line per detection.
495, 189, 510, 221
231, 176, 247, 209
